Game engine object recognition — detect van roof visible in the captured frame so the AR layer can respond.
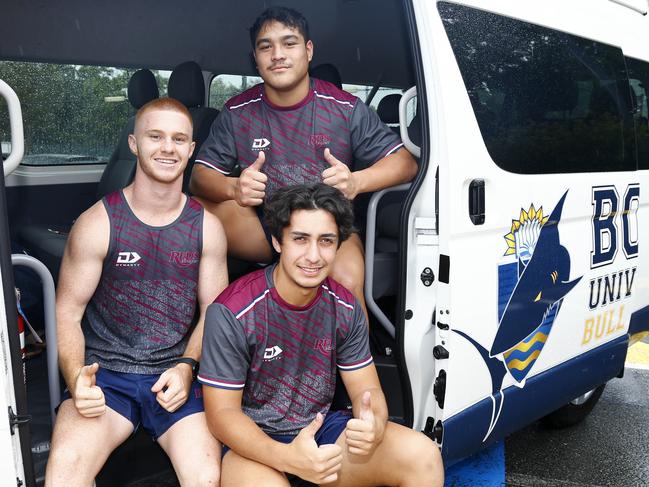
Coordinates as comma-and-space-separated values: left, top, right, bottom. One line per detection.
0, 0, 415, 88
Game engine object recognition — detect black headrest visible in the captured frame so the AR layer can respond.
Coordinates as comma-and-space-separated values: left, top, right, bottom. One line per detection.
128, 69, 159, 109
377, 94, 402, 124
168, 61, 205, 108
310, 63, 342, 89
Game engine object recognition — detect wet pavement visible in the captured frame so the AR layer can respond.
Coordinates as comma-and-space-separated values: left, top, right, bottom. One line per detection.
505, 366, 649, 486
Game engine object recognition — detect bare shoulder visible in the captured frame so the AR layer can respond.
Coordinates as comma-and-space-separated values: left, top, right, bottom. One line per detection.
201, 208, 227, 252
66, 200, 110, 258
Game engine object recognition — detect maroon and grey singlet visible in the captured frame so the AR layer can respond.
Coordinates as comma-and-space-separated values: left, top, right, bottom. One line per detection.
198, 264, 373, 436
195, 78, 404, 201
83, 190, 203, 374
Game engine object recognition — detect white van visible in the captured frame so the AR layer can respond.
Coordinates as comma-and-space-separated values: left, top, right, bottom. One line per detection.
1, 0, 648, 484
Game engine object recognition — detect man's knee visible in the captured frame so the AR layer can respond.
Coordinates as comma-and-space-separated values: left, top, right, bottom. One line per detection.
400, 432, 444, 481
178, 463, 220, 487
46, 443, 95, 485
332, 256, 364, 292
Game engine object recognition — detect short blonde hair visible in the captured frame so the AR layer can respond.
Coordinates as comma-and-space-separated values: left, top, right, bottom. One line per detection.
135, 97, 193, 133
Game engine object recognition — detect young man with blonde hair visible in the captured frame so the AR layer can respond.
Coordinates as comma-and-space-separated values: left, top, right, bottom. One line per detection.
46, 98, 227, 486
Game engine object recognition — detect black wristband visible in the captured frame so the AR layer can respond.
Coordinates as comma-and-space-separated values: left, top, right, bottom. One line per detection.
176, 357, 199, 380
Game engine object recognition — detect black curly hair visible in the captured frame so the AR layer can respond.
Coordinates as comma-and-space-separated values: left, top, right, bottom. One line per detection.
264, 183, 355, 248
249, 6, 310, 47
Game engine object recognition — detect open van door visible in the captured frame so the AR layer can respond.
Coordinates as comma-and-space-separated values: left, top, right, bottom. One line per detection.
406, 1, 642, 463
1, 78, 33, 486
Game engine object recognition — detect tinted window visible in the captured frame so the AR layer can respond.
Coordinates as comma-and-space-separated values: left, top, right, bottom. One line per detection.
438, 2, 636, 173
209, 74, 263, 109
0, 61, 169, 166
626, 57, 649, 170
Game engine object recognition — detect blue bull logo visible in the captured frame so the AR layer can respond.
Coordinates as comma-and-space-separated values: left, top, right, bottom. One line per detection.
455, 190, 582, 440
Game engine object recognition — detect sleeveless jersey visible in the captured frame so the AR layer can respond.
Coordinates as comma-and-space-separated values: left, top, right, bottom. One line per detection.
83, 190, 203, 374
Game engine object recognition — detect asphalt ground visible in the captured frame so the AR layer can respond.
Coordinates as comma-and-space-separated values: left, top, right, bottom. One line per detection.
446, 336, 649, 487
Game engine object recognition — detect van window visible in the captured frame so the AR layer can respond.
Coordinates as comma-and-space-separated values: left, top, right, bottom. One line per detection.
626, 57, 649, 170
0, 61, 170, 166
438, 2, 636, 174
209, 74, 263, 109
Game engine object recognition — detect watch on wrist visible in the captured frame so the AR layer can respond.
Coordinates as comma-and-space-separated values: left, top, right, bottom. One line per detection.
177, 357, 199, 380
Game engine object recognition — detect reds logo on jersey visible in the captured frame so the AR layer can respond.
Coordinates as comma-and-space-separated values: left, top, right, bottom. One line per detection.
313, 338, 334, 355
169, 251, 199, 267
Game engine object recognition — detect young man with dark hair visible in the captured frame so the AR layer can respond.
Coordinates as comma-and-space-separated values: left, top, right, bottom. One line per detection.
46, 98, 227, 487
189, 6, 418, 318
199, 183, 443, 487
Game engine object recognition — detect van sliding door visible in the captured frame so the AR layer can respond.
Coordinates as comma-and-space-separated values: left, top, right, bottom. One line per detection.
431, 1, 640, 463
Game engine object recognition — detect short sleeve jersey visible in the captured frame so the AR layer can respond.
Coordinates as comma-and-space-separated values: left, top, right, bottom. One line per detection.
83, 191, 203, 374
199, 264, 372, 436
195, 78, 403, 201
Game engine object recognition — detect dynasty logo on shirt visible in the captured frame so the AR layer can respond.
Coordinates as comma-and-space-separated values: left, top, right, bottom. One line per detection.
252, 138, 271, 150
116, 251, 141, 266
263, 345, 283, 361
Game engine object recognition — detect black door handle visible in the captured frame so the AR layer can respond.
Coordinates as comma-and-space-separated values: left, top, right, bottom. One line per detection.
469, 179, 485, 225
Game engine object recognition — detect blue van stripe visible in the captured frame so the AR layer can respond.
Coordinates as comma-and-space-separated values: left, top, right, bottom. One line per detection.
441, 335, 627, 466
629, 303, 649, 335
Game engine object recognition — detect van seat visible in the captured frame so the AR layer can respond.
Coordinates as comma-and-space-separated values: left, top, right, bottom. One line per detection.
377, 93, 402, 134
17, 69, 160, 281
310, 63, 343, 89
167, 61, 219, 193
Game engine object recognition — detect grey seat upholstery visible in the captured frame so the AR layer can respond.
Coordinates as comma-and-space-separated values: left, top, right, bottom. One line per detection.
167, 61, 219, 193
18, 69, 159, 281
97, 69, 160, 199
376, 93, 402, 135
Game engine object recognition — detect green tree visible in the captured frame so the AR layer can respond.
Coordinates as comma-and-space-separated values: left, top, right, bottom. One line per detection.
0, 61, 155, 163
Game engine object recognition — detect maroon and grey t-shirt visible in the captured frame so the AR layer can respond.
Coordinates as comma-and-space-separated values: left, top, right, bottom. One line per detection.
195, 78, 403, 201
83, 190, 203, 374
199, 264, 372, 436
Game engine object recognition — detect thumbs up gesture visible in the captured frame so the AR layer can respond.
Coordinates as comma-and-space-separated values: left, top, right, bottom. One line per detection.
72, 363, 106, 418
287, 413, 343, 484
321, 148, 358, 200
345, 391, 380, 455
235, 151, 267, 207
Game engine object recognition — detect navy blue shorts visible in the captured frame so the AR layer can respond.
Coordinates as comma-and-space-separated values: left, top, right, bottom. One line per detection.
61, 367, 204, 440
222, 410, 352, 459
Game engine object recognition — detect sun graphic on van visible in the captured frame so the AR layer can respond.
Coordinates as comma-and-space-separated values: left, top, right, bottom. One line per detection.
503, 204, 549, 258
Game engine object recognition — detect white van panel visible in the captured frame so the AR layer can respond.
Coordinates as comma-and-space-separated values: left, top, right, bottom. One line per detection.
415, 0, 647, 427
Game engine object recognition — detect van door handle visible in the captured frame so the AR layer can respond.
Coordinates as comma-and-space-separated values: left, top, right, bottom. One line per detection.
469, 179, 485, 225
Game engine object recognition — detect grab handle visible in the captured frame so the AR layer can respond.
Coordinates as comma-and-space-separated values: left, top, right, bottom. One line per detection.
0, 79, 25, 177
